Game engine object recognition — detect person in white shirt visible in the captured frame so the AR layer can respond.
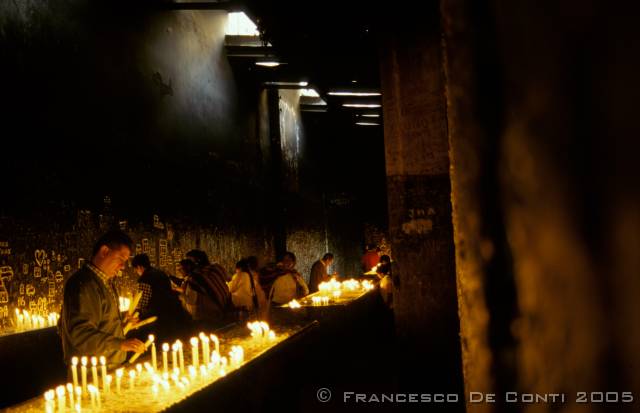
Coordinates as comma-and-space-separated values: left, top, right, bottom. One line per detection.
228, 259, 263, 312
268, 252, 309, 305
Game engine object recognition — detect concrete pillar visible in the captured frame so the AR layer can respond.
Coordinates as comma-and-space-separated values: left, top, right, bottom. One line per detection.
379, 7, 463, 393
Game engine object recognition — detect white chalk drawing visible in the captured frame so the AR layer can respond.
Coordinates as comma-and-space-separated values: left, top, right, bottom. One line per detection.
22, 264, 29, 275
159, 240, 168, 267
0, 306, 7, 318
119, 220, 127, 230
34, 266, 42, 278
19, 283, 25, 295
34, 249, 47, 267
401, 218, 433, 235
37, 297, 47, 313
55, 271, 63, 283
17, 296, 25, 307
0, 241, 8, 247
57, 254, 62, 263
48, 281, 56, 297
135, 243, 142, 255
142, 239, 149, 253
78, 258, 85, 269
29, 301, 37, 312
64, 265, 71, 273
0, 241, 9, 255
26, 284, 35, 296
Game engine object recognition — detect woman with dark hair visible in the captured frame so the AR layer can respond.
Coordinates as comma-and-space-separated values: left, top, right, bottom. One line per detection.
228, 258, 266, 320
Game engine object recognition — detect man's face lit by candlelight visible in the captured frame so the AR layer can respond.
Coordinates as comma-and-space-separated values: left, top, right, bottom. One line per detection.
94, 245, 131, 278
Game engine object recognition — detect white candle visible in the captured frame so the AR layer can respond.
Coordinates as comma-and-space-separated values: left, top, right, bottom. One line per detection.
67, 383, 74, 408
268, 330, 276, 340
199, 364, 207, 378
56, 386, 66, 413
105, 374, 112, 395
16, 309, 22, 331
149, 335, 157, 371
95, 386, 101, 408
71, 357, 79, 390
209, 335, 220, 355
177, 340, 185, 374
188, 365, 196, 379
88, 385, 96, 410
190, 337, 199, 368
115, 368, 123, 393
200, 334, 210, 365
171, 343, 178, 372
24, 310, 31, 329
162, 343, 169, 374
75, 387, 82, 411
99, 356, 107, 391
129, 369, 136, 390
80, 356, 88, 394
44, 389, 54, 413
136, 363, 143, 377
91, 356, 99, 388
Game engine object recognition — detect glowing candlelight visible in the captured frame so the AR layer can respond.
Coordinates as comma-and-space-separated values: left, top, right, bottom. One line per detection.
67, 383, 74, 408
75, 387, 82, 411
129, 369, 136, 390
268, 330, 276, 340
190, 337, 199, 368
91, 356, 99, 387
56, 386, 65, 413
162, 343, 169, 374
80, 356, 88, 393
288, 299, 301, 308
44, 389, 54, 413
199, 333, 210, 365
136, 363, 143, 377
99, 356, 107, 391
199, 364, 207, 378
71, 357, 79, 390
209, 334, 220, 355
115, 368, 123, 393
177, 340, 185, 374
88, 384, 96, 410
105, 374, 112, 395
171, 343, 178, 372
149, 335, 157, 371
188, 365, 196, 379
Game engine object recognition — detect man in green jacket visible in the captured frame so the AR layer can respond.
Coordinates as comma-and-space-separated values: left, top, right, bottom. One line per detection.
59, 230, 145, 369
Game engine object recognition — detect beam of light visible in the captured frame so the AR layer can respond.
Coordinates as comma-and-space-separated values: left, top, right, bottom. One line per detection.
264, 81, 309, 87
328, 91, 381, 96
355, 122, 380, 126
226, 12, 259, 36
358, 114, 380, 118
343, 103, 381, 108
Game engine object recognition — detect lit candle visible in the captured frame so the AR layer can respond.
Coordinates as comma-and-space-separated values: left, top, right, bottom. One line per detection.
99, 356, 107, 391
71, 357, 79, 390
80, 356, 88, 393
91, 356, 99, 388
162, 343, 169, 374
200, 334, 210, 365
75, 387, 82, 411
209, 334, 220, 355
188, 365, 196, 379
136, 363, 143, 377
171, 343, 178, 372
199, 364, 207, 378
268, 330, 276, 340
115, 368, 123, 394
176, 340, 185, 374
24, 310, 31, 329
88, 385, 96, 410
44, 389, 54, 413
105, 374, 112, 395
190, 337, 199, 368
56, 386, 65, 413
95, 386, 101, 409
149, 335, 157, 371
67, 383, 74, 408
129, 369, 136, 390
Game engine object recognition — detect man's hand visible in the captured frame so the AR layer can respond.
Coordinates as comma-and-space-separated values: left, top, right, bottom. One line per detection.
121, 338, 145, 353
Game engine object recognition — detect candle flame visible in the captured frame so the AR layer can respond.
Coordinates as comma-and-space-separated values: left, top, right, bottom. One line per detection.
162, 343, 170, 352
72, 356, 78, 366
81, 356, 87, 366
148, 334, 155, 342
190, 337, 198, 346
91, 356, 97, 366
56, 386, 65, 397
99, 356, 106, 365
44, 390, 55, 401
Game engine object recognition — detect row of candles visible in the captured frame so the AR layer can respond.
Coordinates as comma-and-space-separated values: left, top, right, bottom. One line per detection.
45, 323, 276, 411
14, 309, 59, 331
287, 278, 375, 308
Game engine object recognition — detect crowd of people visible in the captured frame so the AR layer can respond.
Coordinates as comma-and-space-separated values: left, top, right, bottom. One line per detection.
58, 230, 393, 369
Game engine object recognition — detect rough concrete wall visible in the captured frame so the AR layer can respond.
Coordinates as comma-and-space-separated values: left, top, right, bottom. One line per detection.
379, 7, 463, 393
442, 0, 640, 411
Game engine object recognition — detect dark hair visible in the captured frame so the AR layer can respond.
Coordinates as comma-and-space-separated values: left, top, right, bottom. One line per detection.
322, 253, 334, 261
186, 250, 210, 267
380, 255, 391, 264
235, 259, 250, 273
92, 230, 133, 257
132, 254, 151, 269
246, 256, 259, 271
280, 251, 296, 263
179, 259, 196, 275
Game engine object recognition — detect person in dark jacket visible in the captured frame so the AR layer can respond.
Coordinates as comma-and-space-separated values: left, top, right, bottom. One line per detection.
131, 254, 190, 341
181, 250, 233, 329
59, 230, 145, 370
308, 253, 336, 293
